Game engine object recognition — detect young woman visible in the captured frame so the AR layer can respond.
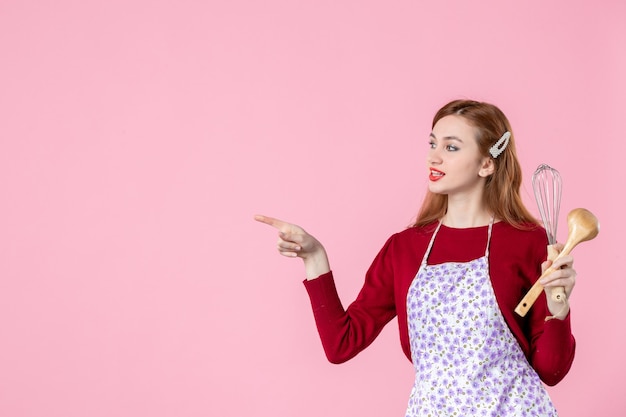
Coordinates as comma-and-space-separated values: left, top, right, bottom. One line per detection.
255, 99, 576, 416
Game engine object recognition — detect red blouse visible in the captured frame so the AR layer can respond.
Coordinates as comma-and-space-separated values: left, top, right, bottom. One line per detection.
303, 221, 575, 386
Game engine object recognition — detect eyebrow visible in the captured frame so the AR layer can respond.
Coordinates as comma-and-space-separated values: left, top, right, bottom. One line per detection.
429, 133, 464, 142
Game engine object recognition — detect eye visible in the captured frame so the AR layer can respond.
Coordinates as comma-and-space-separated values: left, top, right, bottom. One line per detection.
428, 140, 436, 149
446, 144, 459, 151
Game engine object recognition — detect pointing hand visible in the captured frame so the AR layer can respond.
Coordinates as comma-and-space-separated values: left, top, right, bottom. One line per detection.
254, 215, 330, 279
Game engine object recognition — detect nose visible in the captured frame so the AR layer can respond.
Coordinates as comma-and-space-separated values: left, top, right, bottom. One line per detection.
427, 146, 442, 165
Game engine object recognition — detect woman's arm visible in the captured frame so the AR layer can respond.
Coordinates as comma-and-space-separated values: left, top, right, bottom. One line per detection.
303, 236, 398, 363
527, 242, 577, 385
256, 215, 397, 363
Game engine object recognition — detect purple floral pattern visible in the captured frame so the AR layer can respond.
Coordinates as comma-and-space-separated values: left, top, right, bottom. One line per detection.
405, 224, 557, 416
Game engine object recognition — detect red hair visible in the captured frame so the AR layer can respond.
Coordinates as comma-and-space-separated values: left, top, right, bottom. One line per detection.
413, 99, 538, 229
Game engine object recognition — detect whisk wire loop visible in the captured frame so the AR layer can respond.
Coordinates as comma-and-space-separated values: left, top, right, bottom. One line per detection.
532, 164, 562, 245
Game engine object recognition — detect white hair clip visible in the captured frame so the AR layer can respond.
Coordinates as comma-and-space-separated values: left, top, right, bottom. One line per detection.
489, 131, 511, 158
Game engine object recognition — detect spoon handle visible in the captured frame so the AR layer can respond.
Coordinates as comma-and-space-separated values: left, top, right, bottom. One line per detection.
514, 264, 557, 317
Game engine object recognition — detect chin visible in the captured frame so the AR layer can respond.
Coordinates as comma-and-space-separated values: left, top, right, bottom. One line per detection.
428, 184, 446, 194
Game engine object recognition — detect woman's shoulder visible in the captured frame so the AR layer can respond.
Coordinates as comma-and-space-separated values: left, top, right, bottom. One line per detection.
388, 220, 547, 247
379, 222, 438, 250
494, 221, 546, 239
367, 224, 436, 267
395, 222, 439, 239
493, 221, 548, 256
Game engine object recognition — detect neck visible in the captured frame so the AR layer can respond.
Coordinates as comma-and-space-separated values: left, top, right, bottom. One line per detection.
443, 195, 492, 228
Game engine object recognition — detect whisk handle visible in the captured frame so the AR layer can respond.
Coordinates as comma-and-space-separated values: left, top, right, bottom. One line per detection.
547, 245, 567, 302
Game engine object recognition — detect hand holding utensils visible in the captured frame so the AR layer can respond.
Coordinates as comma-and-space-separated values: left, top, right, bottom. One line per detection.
514, 208, 599, 317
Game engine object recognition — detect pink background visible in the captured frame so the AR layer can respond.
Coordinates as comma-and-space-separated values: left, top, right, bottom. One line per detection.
1, 1, 624, 416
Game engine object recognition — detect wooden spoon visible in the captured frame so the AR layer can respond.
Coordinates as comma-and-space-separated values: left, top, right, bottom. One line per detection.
514, 208, 599, 317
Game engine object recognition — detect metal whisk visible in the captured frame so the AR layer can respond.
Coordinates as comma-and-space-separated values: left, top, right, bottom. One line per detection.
532, 164, 565, 302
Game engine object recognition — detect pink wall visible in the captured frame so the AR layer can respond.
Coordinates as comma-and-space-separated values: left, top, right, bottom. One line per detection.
1, 1, 624, 416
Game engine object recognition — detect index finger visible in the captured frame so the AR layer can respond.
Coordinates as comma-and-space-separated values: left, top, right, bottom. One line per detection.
254, 214, 288, 230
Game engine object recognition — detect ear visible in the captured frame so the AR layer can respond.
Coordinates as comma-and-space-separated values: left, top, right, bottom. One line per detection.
478, 157, 495, 178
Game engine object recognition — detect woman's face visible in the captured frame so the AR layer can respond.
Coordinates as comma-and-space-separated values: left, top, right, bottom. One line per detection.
426, 115, 493, 197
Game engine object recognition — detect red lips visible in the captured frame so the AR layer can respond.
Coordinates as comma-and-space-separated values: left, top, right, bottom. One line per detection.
429, 168, 445, 181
